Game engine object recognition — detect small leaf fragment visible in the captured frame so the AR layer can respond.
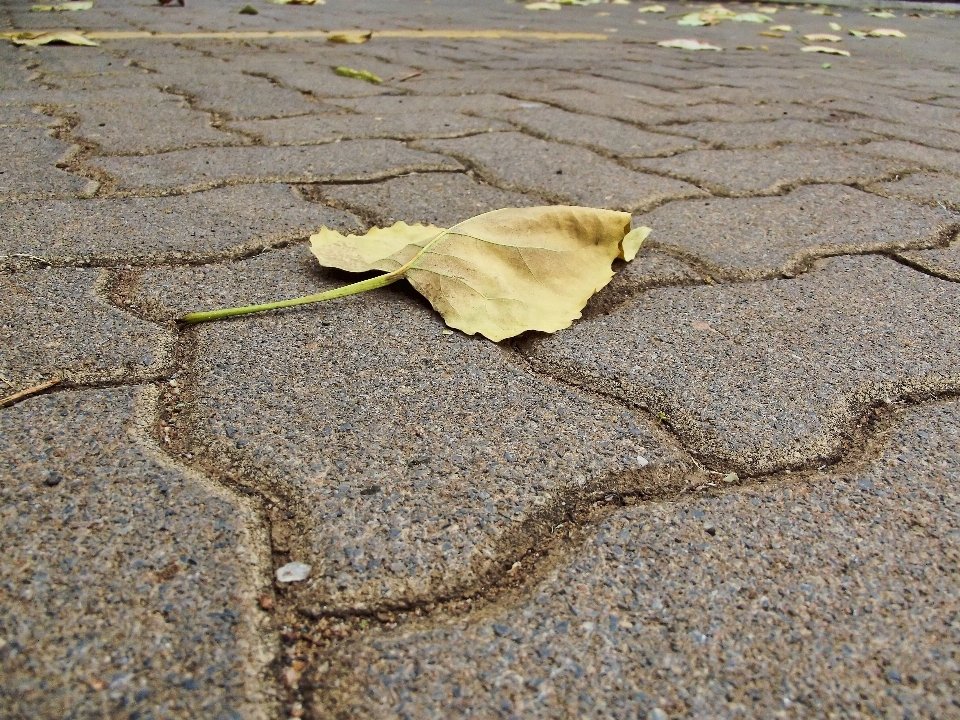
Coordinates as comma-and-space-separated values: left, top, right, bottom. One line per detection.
731, 12, 772, 22
769, 24, 792, 31
238, 3, 257, 13
637, 3, 665, 10
30, 0, 93, 10
525, 1, 561, 9
333, 66, 382, 83
828, 21, 842, 30
808, 7, 839, 15
849, 29, 867, 37
804, 33, 842, 41
868, 10, 895, 18
867, 27, 905, 37
758, 31, 784, 38
658, 38, 723, 51
620, 226, 651, 262
801, 45, 850, 56
10, 30, 98, 45
327, 30, 372, 44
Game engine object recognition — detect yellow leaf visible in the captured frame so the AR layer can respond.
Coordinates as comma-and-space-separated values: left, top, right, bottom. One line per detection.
333, 66, 382, 83
183, 207, 650, 342
525, 1, 561, 9
758, 31, 784, 37
828, 21, 842, 30
808, 7, 840, 15
769, 24, 792, 31
867, 28, 905, 37
804, 33, 842, 41
30, 0, 93, 10
612, 0, 631, 5
637, 3, 665, 11
801, 45, 850, 56
731, 12, 772, 22
658, 38, 723, 51
868, 10, 895, 18
10, 30, 98, 45
327, 30, 372, 44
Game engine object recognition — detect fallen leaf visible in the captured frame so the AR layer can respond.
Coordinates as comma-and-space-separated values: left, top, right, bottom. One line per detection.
801, 45, 850, 56
658, 38, 723, 50
822, 62, 831, 68
239, 3, 257, 13
637, 3, 665, 11
849, 29, 867, 37
868, 10, 895, 18
758, 30, 784, 37
769, 24, 792, 31
828, 21, 842, 30
867, 27, 905, 37
333, 66, 382, 83
327, 30, 372, 44
731, 12, 772, 22
157, 0, 184, 5
804, 32, 842, 41
677, 12, 713, 26
808, 7, 839, 15
612, 0, 631, 5
737, 45, 757, 50
30, 0, 93, 10
10, 30, 98, 45
182, 207, 651, 342
525, 1, 561, 8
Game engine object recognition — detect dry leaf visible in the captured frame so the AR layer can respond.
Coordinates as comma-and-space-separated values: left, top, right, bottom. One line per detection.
30, 0, 93, 10
801, 45, 850, 56
769, 24, 792, 31
637, 3, 665, 11
808, 7, 839, 15
612, 0, 631, 5
867, 27, 905, 37
731, 12, 772, 22
758, 30, 784, 37
10, 30, 98, 45
525, 1, 561, 8
868, 10, 895, 18
333, 66, 382, 83
658, 38, 723, 51
182, 207, 651, 342
327, 30, 372, 44
828, 21, 842, 30
804, 33, 842, 41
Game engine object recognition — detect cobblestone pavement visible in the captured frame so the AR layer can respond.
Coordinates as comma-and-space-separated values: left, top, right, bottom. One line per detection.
1, 0, 959, 718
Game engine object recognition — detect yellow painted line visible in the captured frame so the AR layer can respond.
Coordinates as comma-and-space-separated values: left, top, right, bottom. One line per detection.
3, 28, 607, 41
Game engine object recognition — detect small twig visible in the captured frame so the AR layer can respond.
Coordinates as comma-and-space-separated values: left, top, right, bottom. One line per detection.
0, 377, 60, 408
397, 70, 423, 82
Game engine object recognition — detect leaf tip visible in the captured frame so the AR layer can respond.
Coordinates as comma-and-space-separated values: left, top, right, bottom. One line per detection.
620, 226, 651, 262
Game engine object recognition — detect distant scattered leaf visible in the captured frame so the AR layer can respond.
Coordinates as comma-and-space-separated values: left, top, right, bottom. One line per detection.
822, 62, 831, 68
238, 3, 257, 13
868, 10, 895, 18
769, 24, 792, 31
10, 30, 98, 45
327, 30, 372, 44
525, 1, 561, 8
731, 12, 772, 22
849, 29, 867, 37
182, 207, 651, 342
658, 38, 723, 50
637, 3, 665, 10
801, 45, 850, 56
867, 27, 905, 37
30, 0, 93, 9
612, 0, 631, 5
333, 66, 382, 83
737, 45, 756, 50
758, 30, 784, 37
804, 33, 842, 41
808, 7, 839, 15
677, 12, 712, 26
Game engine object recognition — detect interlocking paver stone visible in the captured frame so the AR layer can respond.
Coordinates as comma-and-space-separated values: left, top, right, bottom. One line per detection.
857, 140, 960, 176
514, 89, 683, 126
899, 241, 960, 282
0, 126, 88, 200
0, 184, 361, 265
89, 140, 463, 193
527, 255, 960, 473
829, 116, 960, 153
635, 184, 958, 279
632, 145, 915, 196
328, 94, 530, 116
312, 399, 960, 719
0, 388, 271, 719
129, 245, 685, 610
668, 102, 835, 125
868, 172, 960, 212
420, 132, 706, 211
663, 119, 874, 149
320, 173, 539, 228
227, 112, 508, 146
0, 269, 168, 392
481, 105, 704, 158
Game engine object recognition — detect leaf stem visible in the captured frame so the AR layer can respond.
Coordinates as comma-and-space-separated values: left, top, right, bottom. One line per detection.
179, 270, 402, 324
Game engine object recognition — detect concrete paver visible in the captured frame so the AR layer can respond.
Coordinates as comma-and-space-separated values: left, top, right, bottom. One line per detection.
663, 119, 874, 149
869, 172, 960, 211
857, 139, 960, 175
0, 126, 88, 200
0, 388, 272, 719
899, 241, 960, 282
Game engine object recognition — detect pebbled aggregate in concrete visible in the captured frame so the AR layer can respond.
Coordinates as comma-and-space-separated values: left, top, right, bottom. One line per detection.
857, 140, 960, 176
868, 172, 960, 212
312, 399, 960, 720
89, 140, 463, 192
0, 184, 362, 265
0, 388, 271, 719
899, 240, 960, 282
227, 112, 509, 146
632, 145, 915, 196
663, 119, 874, 149
527, 255, 960, 473
328, 94, 531, 116
634, 184, 958, 279
319, 173, 539, 228
515, 89, 684, 126
0, 126, 88, 201
830, 116, 960, 153
130, 245, 685, 611
0, 269, 168, 392
420, 132, 706, 212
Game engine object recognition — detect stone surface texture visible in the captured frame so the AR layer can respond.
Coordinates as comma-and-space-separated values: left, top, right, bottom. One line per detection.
2, 0, 959, 717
